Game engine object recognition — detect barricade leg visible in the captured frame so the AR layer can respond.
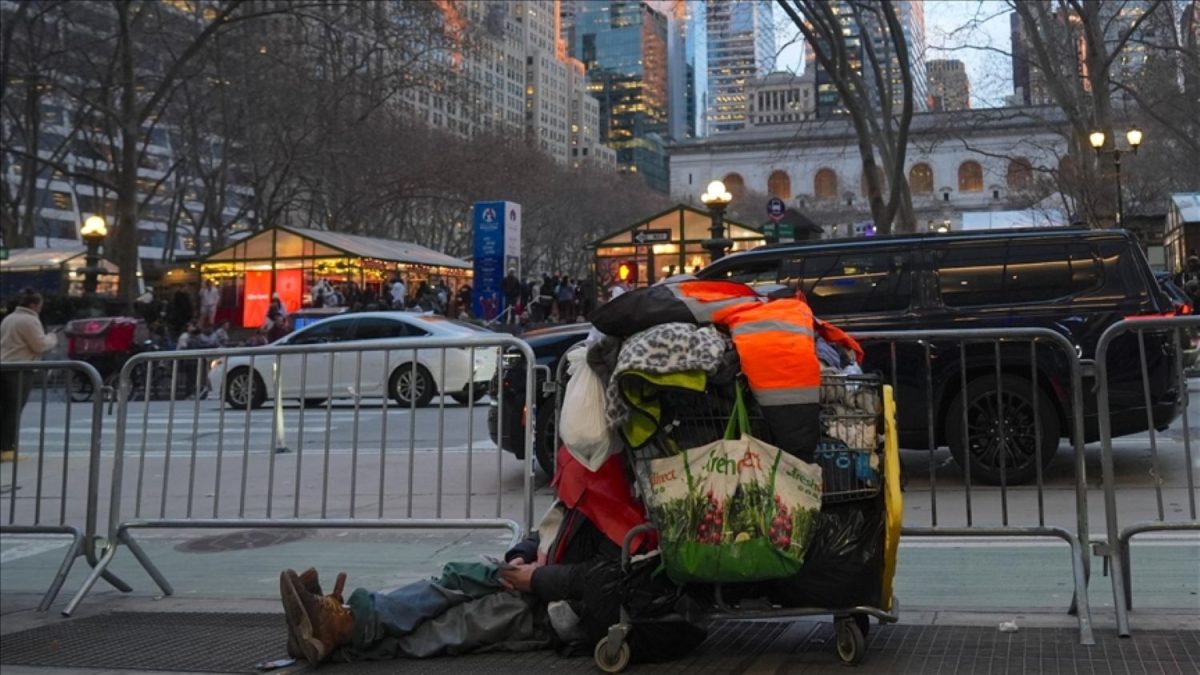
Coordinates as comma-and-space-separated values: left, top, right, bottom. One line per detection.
63, 543, 119, 617
120, 526, 174, 596
38, 529, 84, 611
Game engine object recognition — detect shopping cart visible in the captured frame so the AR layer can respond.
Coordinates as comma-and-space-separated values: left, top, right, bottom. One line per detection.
595, 372, 902, 671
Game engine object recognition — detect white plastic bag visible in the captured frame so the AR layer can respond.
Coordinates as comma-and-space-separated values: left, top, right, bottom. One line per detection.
559, 346, 618, 471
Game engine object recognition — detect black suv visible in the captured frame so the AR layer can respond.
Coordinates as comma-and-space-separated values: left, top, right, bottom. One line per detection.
699, 227, 1181, 483
488, 323, 590, 476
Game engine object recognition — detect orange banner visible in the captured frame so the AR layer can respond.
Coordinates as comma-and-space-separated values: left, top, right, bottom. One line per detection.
276, 269, 302, 315
243, 271, 272, 328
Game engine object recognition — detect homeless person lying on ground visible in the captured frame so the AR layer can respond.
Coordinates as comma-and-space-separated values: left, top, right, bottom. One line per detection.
278, 452, 674, 667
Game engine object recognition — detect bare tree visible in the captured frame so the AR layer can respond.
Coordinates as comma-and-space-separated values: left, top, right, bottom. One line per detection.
776, 0, 917, 234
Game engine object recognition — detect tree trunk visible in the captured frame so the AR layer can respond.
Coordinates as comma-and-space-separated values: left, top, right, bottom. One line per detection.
114, 1, 139, 310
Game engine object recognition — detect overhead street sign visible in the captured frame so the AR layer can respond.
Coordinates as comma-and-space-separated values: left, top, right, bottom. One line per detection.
633, 229, 671, 244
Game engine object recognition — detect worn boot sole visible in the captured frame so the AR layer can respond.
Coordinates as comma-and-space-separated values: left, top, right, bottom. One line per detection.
279, 571, 327, 666
284, 569, 322, 660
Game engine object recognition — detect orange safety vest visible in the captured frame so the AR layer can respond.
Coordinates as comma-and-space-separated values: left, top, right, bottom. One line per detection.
712, 297, 822, 407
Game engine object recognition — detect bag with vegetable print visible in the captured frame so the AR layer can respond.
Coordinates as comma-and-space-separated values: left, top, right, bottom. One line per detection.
643, 383, 823, 584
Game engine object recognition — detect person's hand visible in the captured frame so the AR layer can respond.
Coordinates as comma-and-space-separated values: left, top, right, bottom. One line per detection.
499, 562, 539, 593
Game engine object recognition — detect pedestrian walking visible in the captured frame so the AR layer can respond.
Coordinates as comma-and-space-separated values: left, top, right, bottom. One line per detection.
198, 280, 220, 328
502, 269, 521, 324
168, 287, 193, 337
1, 289, 59, 462
389, 276, 407, 310
556, 275, 576, 323
456, 284, 472, 319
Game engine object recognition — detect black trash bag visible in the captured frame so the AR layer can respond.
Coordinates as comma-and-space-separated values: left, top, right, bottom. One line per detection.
578, 558, 708, 664
766, 495, 885, 609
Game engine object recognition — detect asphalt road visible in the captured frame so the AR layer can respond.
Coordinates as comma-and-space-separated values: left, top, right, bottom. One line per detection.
6, 382, 1199, 531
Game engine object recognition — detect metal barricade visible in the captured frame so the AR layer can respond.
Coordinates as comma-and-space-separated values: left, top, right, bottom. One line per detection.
0, 360, 130, 611
1094, 316, 1199, 637
63, 335, 537, 615
849, 328, 1092, 644
819, 328, 1096, 643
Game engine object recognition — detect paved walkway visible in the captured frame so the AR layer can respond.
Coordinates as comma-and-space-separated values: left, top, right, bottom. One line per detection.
1, 527, 1197, 674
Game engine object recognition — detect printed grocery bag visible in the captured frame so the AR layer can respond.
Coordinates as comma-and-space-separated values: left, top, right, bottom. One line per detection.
643, 386, 823, 584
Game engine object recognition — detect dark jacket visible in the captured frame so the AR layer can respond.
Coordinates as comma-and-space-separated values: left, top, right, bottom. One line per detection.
504, 512, 620, 603
503, 274, 522, 299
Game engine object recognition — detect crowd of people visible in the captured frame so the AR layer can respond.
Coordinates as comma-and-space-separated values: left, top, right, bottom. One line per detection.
501, 270, 599, 325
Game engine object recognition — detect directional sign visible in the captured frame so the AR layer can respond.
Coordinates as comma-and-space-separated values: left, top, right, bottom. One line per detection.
633, 229, 671, 244
767, 197, 786, 222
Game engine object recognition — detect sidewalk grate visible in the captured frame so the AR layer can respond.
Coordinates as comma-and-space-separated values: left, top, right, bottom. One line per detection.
0, 612, 285, 673
1, 611, 1197, 674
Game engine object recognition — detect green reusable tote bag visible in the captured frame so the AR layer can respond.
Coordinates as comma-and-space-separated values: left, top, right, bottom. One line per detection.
644, 385, 824, 584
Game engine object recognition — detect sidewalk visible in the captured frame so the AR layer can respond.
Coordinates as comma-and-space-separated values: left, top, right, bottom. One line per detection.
1, 528, 1197, 674
1, 592, 1197, 674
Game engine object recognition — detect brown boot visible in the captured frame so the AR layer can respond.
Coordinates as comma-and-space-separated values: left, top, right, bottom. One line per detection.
284, 568, 323, 659
280, 569, 353, 666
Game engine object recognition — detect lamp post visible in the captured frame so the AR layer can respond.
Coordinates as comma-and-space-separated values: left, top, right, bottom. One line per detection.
1089, 127, 1143, 227
700, 179, 733, 262
80, 214, 108, 296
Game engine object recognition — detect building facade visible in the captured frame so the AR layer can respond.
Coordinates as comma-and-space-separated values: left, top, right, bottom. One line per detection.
571, 0, 672, 191
746, 70, 816, 127
706, 0, 776, 134
812, 0, 928, 118
400, 1, 606, 167
669, 107, 1070, 233
927, 59, 970, 111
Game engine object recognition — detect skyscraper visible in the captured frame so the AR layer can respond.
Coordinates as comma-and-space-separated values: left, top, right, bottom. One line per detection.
811, 0, 928, 118
927, 59, 970, 111
706, 0, 776, 134
572, 1, 672, 191
661, 0, 708, 140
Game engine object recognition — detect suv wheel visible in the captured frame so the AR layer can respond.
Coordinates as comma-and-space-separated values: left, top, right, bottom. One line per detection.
945, 374, 1059, 485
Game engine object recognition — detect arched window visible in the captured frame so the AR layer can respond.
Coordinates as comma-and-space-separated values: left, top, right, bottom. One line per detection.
958, 161, 983, 192
723, 172, 745, 202
909, 163, 933, 194
1007, 158, 1033, 190
861, 166, 886, 198
814, 168, 837, 199
767, 170, 791, 200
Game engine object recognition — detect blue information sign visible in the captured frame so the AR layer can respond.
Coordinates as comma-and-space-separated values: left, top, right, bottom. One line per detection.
472, 201, 521, 320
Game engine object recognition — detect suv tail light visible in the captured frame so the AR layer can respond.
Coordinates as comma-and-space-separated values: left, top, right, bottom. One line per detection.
1123, 311, 1177, 321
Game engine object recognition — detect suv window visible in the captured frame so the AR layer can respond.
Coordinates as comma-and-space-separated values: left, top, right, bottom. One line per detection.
352, 317, 410, 340
937, 241, 1102, 307
717, 259, 779, 287
290, 317, 355, 344
779, 250, 913, 315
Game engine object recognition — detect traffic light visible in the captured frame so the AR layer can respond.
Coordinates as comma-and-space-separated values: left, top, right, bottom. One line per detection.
616, 260, 637, 284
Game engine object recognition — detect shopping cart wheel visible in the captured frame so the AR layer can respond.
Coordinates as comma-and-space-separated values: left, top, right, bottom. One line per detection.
835, 616, 866, 666
852, 612, 870, 638
594, 636, 631, 673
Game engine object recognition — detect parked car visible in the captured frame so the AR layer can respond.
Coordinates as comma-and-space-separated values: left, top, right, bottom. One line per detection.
488, 323, 590, 476
701, 227, 1181, 484
212, 312, 497, 409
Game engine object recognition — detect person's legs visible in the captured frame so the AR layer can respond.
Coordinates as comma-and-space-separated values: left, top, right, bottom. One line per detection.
0, 372, 31, 461
344, 587, 548, 660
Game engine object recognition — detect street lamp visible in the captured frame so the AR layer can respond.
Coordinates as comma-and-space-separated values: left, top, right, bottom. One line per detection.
80, 214, 108, 296
700, 179, 733, 262
1089, 127, 1143, 227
